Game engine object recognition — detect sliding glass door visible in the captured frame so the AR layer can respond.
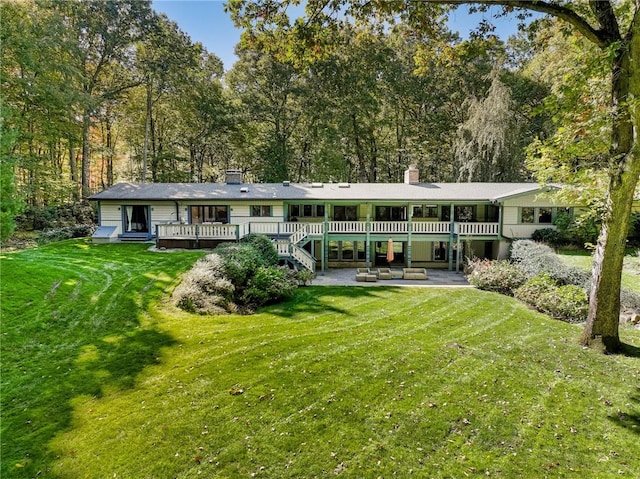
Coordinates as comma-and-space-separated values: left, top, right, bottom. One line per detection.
123, 205, 149, 233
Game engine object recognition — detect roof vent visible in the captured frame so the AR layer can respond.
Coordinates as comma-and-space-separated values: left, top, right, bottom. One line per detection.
283, 180, 290, 187
311, 182, 323, 188
240, 186, 249, 193
338, 182, 350, 188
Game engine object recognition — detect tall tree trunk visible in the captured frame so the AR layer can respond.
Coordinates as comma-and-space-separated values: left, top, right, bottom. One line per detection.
351, 113, 367, 182
106, 117, 114, 187
81, 109, 91, 199
142, 81, 151, 183
582, 25, 639, 353
68, 136, 79, 201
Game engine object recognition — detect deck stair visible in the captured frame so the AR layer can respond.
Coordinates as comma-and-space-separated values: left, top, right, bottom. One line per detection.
119, 233, 152, 242
275, 241, 316, 274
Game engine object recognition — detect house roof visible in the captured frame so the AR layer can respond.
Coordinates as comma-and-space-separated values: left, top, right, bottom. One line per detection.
89, 182, 552, 203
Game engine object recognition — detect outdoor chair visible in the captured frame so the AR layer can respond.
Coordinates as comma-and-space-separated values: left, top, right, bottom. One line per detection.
377, 267, 393, 280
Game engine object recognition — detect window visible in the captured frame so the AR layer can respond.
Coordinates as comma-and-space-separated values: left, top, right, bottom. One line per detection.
413, 205, 438, 218
190, 205, 228, 224
519, 207, 562, 224
327, 240, 364, 261
538, 208, 553, 224
433, 241, 447, 261
341, 241, 354, 260
455, 206, 475, 222
251, 205, 272, 217
303, 204, 313, 217
520, 207, 535, 224
288, 204, 324, 219
375, 206, 406, 221
442, 206, 476, 222
333, 205, 358, 221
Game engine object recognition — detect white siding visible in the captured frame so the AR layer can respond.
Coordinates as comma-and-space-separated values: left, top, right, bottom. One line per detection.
99, 201, 179, 237
501, 191, 570, 239
100, 203, 123, 236
150, 203, 179, 227
502, 191, 560, 208
228, 202, 285, 224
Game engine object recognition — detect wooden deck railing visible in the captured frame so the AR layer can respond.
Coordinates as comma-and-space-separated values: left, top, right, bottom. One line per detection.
455, 222, 500, 235
157, 221, 500, 240
157, 223, 239, 240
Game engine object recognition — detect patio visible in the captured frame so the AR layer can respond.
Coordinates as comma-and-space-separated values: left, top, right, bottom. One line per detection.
311, 268, 472, 287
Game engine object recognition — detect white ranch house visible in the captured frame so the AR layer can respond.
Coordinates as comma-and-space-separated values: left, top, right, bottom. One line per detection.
90, 167, 574, 273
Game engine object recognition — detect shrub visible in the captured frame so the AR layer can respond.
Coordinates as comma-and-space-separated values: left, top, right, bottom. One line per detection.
17, 202, 96, 231
509, 240, 591, 289
466, 258, 527, 295
214, 242, 266, 289
295, 269, 314, 286
37, 224, 97, 244
554, 211, 600, 247
531, 228, 561, 246
172, 254, 234, 315
242, 265, 298, 307
514, 274, 588, 323
620, 288, 640, 314
240, 233, 279, 266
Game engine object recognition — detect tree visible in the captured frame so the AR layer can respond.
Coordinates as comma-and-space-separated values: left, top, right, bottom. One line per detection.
0, 108, 24, 241
52, 0, 153, 198
455, 69, 523, 182
226, 49, 305, 182
227, 0, 640, 353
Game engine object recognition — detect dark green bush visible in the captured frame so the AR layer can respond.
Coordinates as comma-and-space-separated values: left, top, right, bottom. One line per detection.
466, 258, 527, 295
242, 265, 298, 307
554, 211, 599, 247
514, 274, 588, 323
214, 243, 266, 289
531, 228, 561, 245
240, 233, 279, 266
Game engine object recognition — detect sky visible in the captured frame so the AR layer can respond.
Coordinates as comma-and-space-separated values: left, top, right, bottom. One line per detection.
152, 0, 535, 71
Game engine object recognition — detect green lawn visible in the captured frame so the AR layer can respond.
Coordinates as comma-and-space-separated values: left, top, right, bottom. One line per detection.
2, 240, 639, 479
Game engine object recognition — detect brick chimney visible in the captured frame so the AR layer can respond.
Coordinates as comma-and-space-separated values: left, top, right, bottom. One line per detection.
404, 165, 419, 184
226, 169, 243, 184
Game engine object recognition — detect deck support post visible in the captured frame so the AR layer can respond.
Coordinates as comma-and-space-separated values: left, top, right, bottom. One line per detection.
448, 203, 455, 271
407, 202, 412, 267
365, 203, 371, 268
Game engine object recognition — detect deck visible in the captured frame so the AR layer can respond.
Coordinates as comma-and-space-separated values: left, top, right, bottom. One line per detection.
155, 221, 500, 241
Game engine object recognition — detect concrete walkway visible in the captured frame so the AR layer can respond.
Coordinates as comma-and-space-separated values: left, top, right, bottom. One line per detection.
310, 268, 472, 287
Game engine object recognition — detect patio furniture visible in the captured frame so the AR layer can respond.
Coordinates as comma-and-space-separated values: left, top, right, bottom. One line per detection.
390, 269, 404, 279
356, 268, 378, 282
403, 267, 428, 280
377, 267, 393, 280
